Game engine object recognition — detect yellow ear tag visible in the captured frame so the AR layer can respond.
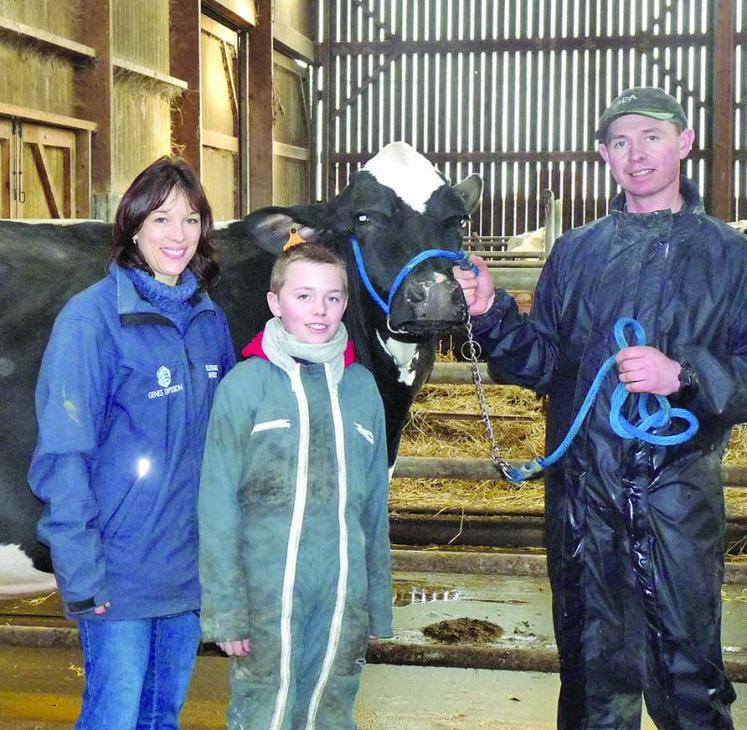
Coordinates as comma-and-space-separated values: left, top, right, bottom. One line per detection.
283, 227, 305, 251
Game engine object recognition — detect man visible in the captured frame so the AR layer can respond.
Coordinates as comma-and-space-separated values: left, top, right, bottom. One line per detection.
455, 87, 744, 728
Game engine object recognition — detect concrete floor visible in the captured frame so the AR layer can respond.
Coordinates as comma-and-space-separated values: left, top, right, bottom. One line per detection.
1, 645, 746, 729
2, 558, 747, 728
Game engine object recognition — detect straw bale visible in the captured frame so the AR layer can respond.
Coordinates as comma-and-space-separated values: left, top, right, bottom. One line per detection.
0, 36, 74, 116
112, 73, 174, 194
112, 0, 169, 73
393, 378, 747, 521
0, 0, 74, 37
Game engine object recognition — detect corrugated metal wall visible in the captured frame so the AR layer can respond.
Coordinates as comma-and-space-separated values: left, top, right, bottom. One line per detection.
318, 0, 747, 233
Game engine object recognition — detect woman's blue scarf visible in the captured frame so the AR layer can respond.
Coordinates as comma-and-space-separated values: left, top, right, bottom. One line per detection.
125, 266, 198, 330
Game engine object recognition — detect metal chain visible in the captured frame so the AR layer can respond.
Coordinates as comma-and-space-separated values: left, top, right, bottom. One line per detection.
461, 316, 516, 481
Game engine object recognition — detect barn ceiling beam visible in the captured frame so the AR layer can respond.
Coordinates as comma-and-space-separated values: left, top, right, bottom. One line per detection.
710, 0, 736, 221
329, 32, 710, 57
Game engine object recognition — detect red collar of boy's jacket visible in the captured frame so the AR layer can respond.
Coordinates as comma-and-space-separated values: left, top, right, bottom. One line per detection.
241, 330, 356, 367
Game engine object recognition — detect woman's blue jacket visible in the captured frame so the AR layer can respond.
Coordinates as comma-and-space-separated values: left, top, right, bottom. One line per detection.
29, 264, 235, 619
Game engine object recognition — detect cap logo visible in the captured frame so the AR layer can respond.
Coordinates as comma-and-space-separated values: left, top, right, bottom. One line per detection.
615, 94, 637, 107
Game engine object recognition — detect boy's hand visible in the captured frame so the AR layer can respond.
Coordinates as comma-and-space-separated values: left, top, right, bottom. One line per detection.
217, 638, 251, 657
616, 346, 681, 396
452, 256, 495, 316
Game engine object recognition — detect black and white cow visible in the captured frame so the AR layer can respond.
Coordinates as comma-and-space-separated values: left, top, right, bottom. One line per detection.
0, 142, 482, 595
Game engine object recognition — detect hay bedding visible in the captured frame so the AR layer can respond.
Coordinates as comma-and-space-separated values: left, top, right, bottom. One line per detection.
393, 379, 747, 520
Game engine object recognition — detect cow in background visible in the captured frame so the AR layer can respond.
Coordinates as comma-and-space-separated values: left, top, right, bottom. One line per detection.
0, 142, 482, 595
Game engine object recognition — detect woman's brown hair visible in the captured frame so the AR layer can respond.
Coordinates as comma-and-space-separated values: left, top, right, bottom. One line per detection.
111, 157, 219, 289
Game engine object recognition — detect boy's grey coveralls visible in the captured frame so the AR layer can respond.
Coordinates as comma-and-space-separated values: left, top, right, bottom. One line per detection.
199, 331, 393, 730
471, 177, 745, 729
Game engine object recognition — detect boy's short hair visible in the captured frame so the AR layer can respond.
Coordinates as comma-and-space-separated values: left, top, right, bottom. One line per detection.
270, 242, 348, 296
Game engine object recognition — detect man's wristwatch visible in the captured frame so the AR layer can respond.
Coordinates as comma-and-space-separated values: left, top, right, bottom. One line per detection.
677, 361, 697, 392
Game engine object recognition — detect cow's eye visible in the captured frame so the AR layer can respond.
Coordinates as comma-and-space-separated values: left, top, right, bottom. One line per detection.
356, 213, 370, 224
460, 217, 469, 228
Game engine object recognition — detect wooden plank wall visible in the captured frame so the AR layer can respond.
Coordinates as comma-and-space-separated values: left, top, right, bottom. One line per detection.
111, 0, 173, 194
320, 0, 746, 235
0, 0, 316, 220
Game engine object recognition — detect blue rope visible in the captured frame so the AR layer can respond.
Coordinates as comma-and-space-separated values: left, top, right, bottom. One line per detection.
506, 317, 699, 483
350, 236, 477, 315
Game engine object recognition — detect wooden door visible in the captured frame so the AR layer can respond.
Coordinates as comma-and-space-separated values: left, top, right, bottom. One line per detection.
0, 118, 14, 218
200, 14, 240, 221
18, 122, 76, 219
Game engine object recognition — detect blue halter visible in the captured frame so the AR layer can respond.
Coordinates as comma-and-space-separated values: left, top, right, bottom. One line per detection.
350, 235, 478, 315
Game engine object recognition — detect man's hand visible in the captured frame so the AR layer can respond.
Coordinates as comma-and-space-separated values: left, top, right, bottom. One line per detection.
93, 601, 111, 615
217, 638, 251, 657
616, 346, 681, 396
452, 255, 495, 316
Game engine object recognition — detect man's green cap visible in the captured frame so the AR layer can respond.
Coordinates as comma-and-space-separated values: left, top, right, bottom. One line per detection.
595, 87, 688, 142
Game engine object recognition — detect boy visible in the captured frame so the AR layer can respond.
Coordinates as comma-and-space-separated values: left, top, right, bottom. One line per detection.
198, 242, 393, 729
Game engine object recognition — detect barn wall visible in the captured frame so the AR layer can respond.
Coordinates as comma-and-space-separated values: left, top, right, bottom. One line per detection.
0, 0, 78, 117
275, 0, 315, 44
111, 75, 173, 194
110, 0, 173, 196
113, 0, 170, 72
200, 14, 240, 219
0, 40, 75, 118
0, 0, 76, 36
0, 0, 309, 219
321, 0, 746, 233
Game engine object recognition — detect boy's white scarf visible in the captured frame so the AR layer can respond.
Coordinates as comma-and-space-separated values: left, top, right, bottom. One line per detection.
262, 316, 348, 385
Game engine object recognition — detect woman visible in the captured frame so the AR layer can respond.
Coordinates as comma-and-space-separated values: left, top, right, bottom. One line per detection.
28, 157, 235, 729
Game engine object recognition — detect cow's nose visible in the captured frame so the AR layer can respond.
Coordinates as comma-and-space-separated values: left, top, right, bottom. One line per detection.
405, 281, 428, 304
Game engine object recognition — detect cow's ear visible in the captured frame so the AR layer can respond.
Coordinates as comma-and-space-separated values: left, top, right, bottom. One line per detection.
242, 205, 327, 255
453, 174, 483, 214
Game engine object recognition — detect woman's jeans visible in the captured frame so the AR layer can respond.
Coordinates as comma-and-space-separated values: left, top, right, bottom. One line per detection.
75, 610, 201, 730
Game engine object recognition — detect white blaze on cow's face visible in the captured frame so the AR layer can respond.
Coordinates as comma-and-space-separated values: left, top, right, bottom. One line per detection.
363, 142, 445, 214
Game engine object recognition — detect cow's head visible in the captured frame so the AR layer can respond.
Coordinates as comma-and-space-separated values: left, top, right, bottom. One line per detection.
243, 142, 483, 337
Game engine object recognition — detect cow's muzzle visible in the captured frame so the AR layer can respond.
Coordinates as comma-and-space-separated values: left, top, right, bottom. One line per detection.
388, 274, 468, 333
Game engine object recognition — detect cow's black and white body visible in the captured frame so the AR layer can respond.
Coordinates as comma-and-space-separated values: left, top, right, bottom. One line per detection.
0, 142, 482, 595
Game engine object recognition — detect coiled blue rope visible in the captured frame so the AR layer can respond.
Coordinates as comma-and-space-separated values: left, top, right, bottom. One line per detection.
507, 317, 699, 483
